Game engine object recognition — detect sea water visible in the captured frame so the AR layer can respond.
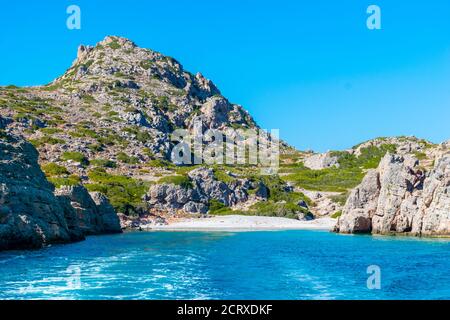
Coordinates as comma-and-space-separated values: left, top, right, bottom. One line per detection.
0, 230, 449, 300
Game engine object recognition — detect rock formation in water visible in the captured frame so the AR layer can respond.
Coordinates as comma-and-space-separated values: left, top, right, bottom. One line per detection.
334, 151, 450, 236
0, 133, 121, 251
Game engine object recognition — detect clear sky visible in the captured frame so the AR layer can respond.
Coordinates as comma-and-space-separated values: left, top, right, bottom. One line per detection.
1, 0, 449, 151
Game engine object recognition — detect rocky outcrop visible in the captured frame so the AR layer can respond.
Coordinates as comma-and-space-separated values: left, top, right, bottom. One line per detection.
89, 192, 122, 233
414, 156, 450, 236
353, 136, 431, 157
0, 134, 81, 250
118, 213, 167, 230
55, 185, 122, 235
144, 168, 252, 215
334, 153, 450, 236
303, 152, 340, 170
0, 134, 121, 251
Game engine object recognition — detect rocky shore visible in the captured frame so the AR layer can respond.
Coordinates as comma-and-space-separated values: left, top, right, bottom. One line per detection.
334, 150, 450, 236
0, 133, 121, 251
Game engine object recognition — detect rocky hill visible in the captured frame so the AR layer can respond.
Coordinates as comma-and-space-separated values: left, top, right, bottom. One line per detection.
0, 36, 308, 222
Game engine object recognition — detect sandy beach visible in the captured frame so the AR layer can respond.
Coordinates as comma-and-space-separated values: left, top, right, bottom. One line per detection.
151, 215, 336, 232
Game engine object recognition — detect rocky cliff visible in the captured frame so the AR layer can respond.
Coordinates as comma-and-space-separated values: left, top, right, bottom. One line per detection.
334, 149, 450, 236
0, 133, 121, 251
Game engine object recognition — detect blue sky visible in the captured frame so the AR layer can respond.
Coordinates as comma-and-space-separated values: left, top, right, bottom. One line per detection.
0, 0, 449, 151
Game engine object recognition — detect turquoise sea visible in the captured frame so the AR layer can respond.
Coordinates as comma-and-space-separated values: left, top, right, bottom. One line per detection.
0, 230, 449, 300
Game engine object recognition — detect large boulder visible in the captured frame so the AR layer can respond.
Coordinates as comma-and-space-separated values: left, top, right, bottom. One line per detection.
334, 153, 450, 236
414, 156, 450, 236
89, 192, 122, 233
145, 183, 201, 214
55, 185, 122, 235
188, 168, 249, 206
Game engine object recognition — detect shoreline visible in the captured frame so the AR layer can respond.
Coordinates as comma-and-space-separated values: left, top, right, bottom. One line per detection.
148, 215, 336, 232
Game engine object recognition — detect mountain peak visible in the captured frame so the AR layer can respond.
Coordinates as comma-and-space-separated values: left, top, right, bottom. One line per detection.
56, 36, 219, 95
99, 35, 137, 48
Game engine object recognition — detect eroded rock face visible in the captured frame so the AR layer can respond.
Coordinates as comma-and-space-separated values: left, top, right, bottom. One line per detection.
303, 152, 340, 170
0, 134, 121, 251
55, 185, 122, 235
334, 153, 450, 236
415, 156, 450, 236
90, 192, 122, 233
0, 135, 81, 250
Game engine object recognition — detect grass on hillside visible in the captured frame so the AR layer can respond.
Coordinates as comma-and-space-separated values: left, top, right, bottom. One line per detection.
282, 145, 396, 193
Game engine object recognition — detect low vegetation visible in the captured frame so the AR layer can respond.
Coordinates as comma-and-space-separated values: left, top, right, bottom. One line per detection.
60, 151, 89, 166
282, 145, 397, 193
157, 175, 192, 189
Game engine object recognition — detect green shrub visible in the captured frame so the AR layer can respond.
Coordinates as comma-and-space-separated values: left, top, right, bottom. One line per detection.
330, 193, 349, 206
283, 168, 364, 193
69, 127, 99, 139
331, 211, 343, 219
208, 199, 226, 213
413, 152, 427, 161
81, 94, 97, 104
41, 163, 69, 176
122, 127, 152, 143
60, 151, 89, 165
117, 152, 139, 164
88, 143, 103, 152
48, 175, 81, 188
140, 60, 154, 70
40, 127, 62, 134
29, 136, 65, 147
90, 158, 117, 168
157, 175, 192, 189
249, 201, 309, 219
146, 159, 174, 168
213, 169, 236, 183
108, 40, 121, 50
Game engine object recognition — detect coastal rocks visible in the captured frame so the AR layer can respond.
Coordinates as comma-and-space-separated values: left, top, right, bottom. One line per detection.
0, 134, 79, 250
303, 152, 340, 170
298, 188, 343, 217
334, 153, 450, 236
90, 192, 123, 233
55, 185, 122, 235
